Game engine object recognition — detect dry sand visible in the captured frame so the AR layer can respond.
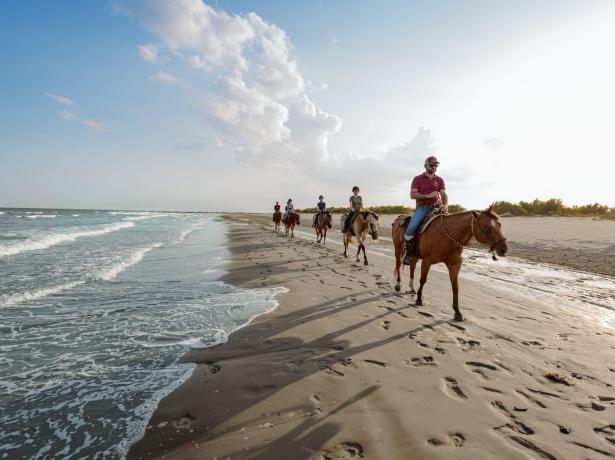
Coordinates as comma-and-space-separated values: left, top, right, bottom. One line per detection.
129, 214, 615, 460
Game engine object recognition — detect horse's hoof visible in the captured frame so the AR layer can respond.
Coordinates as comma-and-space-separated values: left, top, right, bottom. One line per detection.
454, 313, 464, 322
394, 284, 401, 292
409, 288, 416, 295
364, 260, 368, 266
415, 299, 423, 307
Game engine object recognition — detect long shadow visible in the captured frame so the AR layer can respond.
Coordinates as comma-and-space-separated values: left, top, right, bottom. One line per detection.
128, 226, 444, 459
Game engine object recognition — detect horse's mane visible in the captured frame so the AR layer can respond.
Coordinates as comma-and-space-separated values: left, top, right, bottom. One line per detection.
359, 211, 378, 220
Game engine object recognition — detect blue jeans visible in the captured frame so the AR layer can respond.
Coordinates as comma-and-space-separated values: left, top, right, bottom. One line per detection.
404, 207, 430, 238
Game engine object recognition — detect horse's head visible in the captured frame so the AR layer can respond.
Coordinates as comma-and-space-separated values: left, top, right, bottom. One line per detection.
472, 205, 508, 257
295, 212, 300, 225
368, 212, 380, 240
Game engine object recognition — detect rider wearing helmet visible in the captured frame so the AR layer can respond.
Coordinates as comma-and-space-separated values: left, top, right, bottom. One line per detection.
312, 195, 327, 227
403, 156, 448, 264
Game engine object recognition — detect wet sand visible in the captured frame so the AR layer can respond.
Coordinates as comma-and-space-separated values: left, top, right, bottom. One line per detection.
129, 214, 615, 459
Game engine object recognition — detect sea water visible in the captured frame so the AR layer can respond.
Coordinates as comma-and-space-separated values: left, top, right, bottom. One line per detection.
0, 209, 285, 459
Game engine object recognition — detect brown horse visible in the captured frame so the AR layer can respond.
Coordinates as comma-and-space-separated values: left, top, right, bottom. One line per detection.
341, 211, 379, 265
392, 205, 508, 321
273, 211, 282, 233
315, 211, 332, 244
284, 212, 300, 237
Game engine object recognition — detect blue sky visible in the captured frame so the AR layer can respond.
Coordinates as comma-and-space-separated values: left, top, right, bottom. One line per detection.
1, 1, 614, 211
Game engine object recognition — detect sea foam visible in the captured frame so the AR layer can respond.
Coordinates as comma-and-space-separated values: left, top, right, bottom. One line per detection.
0, 221, 135, 257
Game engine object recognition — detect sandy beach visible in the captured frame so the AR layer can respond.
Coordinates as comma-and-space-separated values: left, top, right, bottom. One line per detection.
128, 213, 615, 459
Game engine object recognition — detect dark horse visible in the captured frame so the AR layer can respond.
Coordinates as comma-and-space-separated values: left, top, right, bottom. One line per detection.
341, 211, 379, 265
391, 205, 508, 321
315, 211, 332, 244
273, 211, 282, 233
284, 212, 300, 237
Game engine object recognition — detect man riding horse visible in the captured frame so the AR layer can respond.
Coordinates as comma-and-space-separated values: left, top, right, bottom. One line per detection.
312, 195, 327, 227
403, 156, 448, 264
273, 201, 281, 221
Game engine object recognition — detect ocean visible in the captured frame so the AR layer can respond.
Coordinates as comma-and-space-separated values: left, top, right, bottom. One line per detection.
0, 209, 286, 459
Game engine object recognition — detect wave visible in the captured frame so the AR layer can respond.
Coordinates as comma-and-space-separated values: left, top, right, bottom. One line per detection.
25, 215, 57, 219
3, 243, 163, 305
0, 221, 135, 257
175, 222, 204, 244
101, 243, 162, 281
0, 211, 4, 215
122, 214, 166, 222
2, 280, 86, 305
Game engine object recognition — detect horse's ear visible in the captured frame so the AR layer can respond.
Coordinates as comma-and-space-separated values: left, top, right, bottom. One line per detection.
472, 210, 480, 218
486, 203, 494, 213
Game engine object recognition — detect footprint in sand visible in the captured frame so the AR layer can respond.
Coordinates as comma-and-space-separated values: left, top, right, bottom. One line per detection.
417, 311, 434, 318
593, 424, 615, 446
206, 363, 221, 374
443, 377, 468, 399
318, 442, 364, 459
466, 361, 498, 371
380, 320, 391, 330
363, 359, 387, 367
408, 356, 437, 367
427, 433, 465, 447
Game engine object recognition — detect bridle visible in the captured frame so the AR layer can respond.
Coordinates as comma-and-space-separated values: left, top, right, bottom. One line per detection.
440, 212, 507, 260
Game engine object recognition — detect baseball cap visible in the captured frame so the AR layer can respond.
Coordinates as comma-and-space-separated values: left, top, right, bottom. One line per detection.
425, 156, 440, 165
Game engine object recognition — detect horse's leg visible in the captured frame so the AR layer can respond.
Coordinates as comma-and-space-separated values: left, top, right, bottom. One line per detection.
323, 228, 326, 245
446, 261, 463, 321
415, 260, 431, 307
355, 242, 361, 262
393, 233, 402, 292
362, 242, 368, 266
409, 257, 418, 294
343, 234, 348, 257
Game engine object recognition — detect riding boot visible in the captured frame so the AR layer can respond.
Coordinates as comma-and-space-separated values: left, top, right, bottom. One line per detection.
403, 239, 414, 265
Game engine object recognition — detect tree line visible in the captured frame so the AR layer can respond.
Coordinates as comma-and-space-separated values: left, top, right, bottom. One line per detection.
297, 199, 614, 217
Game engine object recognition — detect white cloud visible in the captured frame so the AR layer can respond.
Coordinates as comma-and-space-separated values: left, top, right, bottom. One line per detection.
482, 137, 503, 150
45, 92, 76, 105
138, 43, 161, 63
129, 0, 341, 164
58, 109, 108, 132
150, 70, 182, 85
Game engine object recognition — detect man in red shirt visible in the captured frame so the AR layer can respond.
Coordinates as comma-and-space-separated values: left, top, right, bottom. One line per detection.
403, 156, 448, 264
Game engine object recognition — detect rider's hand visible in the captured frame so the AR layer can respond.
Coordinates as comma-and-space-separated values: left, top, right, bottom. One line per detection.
429, 191, 440, 198
442, 205, 449, 213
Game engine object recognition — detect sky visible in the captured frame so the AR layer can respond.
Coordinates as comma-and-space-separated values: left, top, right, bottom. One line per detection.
1, 0, 614, 212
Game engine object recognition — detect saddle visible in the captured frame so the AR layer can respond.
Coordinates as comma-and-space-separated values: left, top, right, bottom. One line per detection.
395, 207, 447, 259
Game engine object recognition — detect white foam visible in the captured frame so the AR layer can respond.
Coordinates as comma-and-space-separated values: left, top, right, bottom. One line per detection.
100, 243, 162, 281
122, 214, 167, 222
175, 222, 204, 244
2, 280, 85, 305
0, 221, 135, 257
25, 214, 56, 219
0, 211, 5, 215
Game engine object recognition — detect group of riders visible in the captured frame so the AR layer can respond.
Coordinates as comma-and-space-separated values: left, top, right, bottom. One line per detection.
273, 155, 448, 265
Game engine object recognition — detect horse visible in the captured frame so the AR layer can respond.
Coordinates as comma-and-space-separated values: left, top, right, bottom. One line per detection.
273, 211, 282, 233
341, 211, 379, 265
391, 205, 508, 321
315, 211, 332, 244
284, 212, 300, 237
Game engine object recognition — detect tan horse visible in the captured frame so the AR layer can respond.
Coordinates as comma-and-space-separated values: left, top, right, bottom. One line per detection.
392, 205, 508, 321
341, 211, 379, 265
273, 211, 282, 233
315, 212, 332, 244
284, 212, 300, 237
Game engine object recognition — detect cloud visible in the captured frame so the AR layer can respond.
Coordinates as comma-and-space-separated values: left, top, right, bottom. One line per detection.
138, 43, 161, 63
58, 109, 108, 132
150, 70, 183, 85
127, 0, 341, 165
45, 92, 76, 105
482, 137, 503, 150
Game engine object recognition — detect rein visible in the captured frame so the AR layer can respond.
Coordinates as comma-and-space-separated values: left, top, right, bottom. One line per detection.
439, 213, 505, 260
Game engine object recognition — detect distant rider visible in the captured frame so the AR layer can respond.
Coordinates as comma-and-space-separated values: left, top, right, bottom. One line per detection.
273, 201, 281, 222
403, 156, 448, 264
283, 199, 294, 223
342, 186, 363, 234
312, 195, 327, 227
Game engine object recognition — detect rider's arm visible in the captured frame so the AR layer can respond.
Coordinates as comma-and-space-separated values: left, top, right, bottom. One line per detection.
440, 190, 448, 206
411, 188, 439, 200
